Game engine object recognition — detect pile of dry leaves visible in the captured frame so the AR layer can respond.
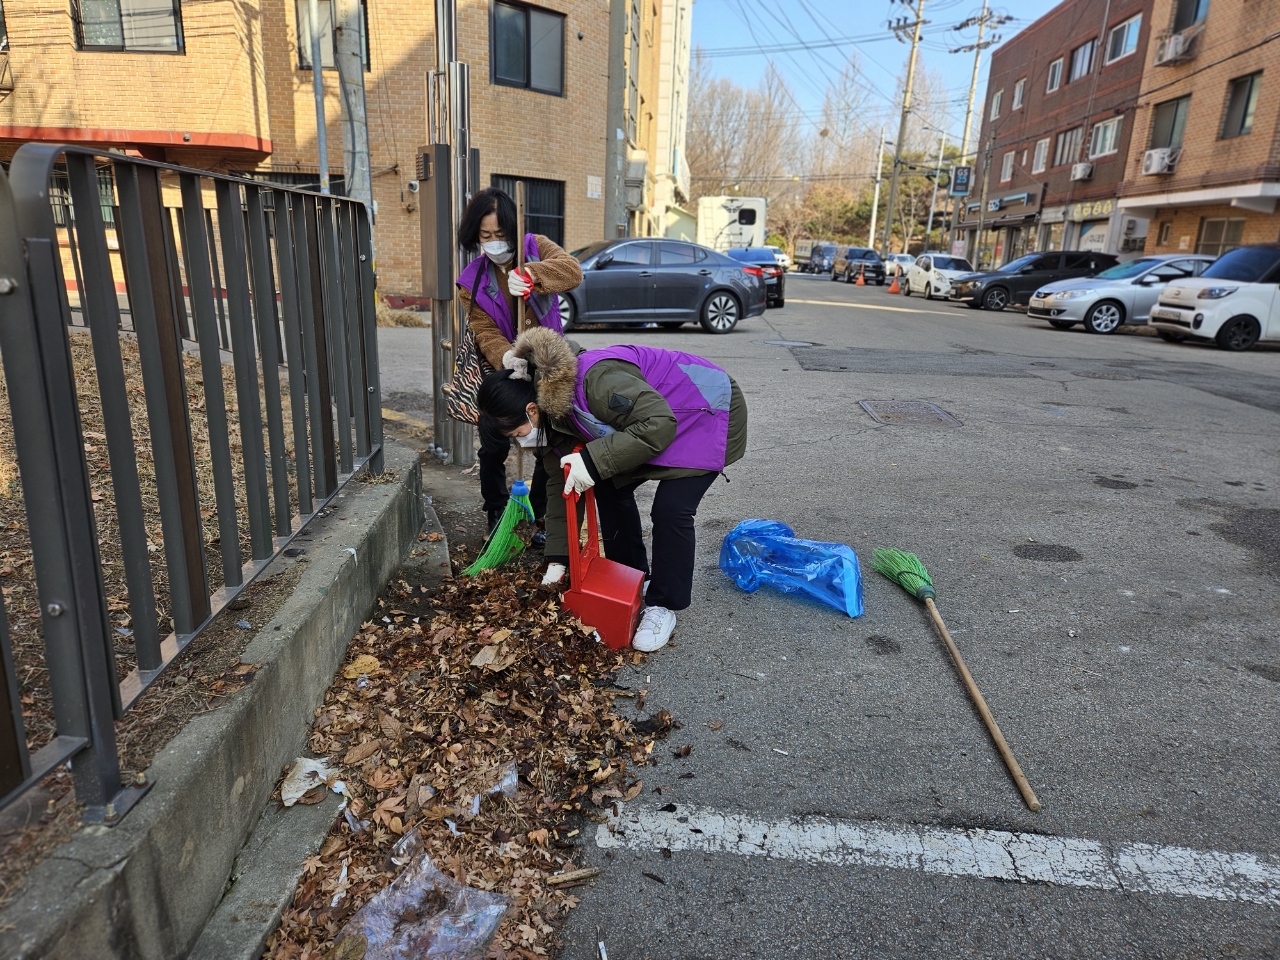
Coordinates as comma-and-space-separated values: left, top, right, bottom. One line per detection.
264, 562, 677, 960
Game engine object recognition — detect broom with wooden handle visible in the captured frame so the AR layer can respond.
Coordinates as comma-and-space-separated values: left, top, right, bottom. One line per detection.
872, 547, 1042, 812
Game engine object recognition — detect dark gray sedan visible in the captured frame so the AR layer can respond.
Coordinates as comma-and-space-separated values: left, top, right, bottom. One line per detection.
558, 239, 767, 334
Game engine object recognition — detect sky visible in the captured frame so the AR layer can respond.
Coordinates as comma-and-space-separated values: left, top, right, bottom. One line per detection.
689, 0, 1067, 147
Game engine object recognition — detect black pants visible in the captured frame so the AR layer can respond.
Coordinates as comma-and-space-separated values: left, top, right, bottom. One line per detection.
592, 472, 718, 612
478, 417, 548, 519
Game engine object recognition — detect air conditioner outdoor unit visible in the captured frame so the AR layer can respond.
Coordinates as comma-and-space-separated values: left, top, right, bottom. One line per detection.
1154, 28, 1199, 65
1142, 147, 1179, 175
1070, 163, 1094, 182
1123, 217, 1137, 235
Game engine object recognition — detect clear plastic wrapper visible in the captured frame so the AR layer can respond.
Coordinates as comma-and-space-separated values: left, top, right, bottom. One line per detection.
337, 853, 510, 959
718, 519, 864, 618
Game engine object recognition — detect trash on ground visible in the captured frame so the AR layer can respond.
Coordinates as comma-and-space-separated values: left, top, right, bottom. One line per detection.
337, 852, 509, 960
719, 519, 865, 618
281, 757, 340, 807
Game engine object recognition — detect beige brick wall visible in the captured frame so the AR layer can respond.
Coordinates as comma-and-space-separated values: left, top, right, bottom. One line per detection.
0, 1, 271, 159
258, 0, 611, 293
1144, 203, 1280, 254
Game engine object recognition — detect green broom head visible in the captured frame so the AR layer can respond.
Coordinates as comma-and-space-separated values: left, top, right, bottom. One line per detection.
872, 547, 936, 601
463, 480, 536, 576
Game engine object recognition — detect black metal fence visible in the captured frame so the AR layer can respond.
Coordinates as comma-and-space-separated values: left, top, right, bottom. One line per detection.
0, 145, 383, 822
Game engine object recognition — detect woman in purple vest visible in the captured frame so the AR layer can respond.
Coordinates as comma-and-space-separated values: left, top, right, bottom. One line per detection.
476, 327, 748, 652
456, 188, 582, 537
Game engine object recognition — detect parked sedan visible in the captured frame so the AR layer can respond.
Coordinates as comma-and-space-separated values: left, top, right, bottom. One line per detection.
724, 247, 786, 307
832, 246, 886, 285
559, 238, 765, 334
765, 244, 793, 271
1029, 255, 1213, 334
903, 254, 974, 299
884, 252, 915, 279
948, 251, 1120, 310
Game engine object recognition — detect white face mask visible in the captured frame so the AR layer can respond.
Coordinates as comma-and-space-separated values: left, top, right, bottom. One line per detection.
515, 428, 541, 448
482, 240, 513, 264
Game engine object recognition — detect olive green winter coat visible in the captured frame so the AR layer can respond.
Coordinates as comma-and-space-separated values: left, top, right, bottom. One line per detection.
507, 327, 748, 560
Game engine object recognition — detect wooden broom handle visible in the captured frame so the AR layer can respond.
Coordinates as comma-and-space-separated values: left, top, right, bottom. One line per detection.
925, 597, 1042, 812
516, 181, 525, 331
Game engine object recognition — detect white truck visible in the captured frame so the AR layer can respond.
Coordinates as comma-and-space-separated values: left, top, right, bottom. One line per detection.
696, 196, 767, 251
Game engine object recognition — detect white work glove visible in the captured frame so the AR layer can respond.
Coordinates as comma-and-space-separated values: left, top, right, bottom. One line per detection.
541, 563, 566, 585
501, 348, 530, 381
560, 452, 595, 496
507, 267, 534, 299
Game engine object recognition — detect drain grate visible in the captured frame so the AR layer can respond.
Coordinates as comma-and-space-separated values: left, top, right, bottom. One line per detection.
859, 400, 963, 427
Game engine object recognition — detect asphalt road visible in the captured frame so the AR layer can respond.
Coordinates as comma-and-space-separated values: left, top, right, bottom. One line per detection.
381, 274, 1280, 959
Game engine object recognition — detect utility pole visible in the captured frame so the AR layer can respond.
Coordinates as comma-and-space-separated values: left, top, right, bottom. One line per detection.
882, 0, 927, 257
868, 126, 886, 248
307, 0, 330, 194
948, 2, 1008, 249
973, 135, 994, 268
335, 0, 373, 213
925, 131, 946, 244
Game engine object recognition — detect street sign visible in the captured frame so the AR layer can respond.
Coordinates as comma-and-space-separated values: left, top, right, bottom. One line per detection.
950, 165, 972, 196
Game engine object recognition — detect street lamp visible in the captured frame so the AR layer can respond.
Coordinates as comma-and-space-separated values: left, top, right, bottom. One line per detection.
868, 131, 894, 248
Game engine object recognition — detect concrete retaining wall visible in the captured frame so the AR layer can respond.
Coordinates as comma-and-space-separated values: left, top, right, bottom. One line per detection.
0, 440, 424, 960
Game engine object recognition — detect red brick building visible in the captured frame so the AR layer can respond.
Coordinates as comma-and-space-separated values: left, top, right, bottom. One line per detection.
959, 0, 1156, 267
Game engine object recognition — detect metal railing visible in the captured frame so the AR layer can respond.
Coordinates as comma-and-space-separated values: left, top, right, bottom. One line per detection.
0, 145, 383, 822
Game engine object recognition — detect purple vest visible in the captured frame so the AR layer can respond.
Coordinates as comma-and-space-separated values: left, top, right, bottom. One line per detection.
572, 345, 732, 472
455, 233, 563, 340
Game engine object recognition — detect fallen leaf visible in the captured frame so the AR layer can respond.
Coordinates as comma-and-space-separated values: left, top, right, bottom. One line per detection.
708, 721, 723, 731
674, 744, 692, 758
342, 654, 380, 679
342, 740, 383, 765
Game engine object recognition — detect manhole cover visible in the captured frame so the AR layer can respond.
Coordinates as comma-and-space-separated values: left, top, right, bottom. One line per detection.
1075, 370, 1137, 381
1013, 543, 1083, 562
859, 400, 963, 427
765, 339, 818, 347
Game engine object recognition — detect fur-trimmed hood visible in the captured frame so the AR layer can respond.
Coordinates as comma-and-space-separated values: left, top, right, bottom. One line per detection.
510, 326, 579, 418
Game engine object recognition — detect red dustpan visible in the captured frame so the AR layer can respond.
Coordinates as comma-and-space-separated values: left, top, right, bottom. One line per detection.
562, 468, 643, 650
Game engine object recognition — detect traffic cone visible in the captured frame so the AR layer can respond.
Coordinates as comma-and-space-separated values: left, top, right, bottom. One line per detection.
855, 263, 866, 286
887, 268, 901, 294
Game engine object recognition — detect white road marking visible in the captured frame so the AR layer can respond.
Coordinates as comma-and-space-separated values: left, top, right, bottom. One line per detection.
597, 805, 1280, 906
788, 297, 950, 316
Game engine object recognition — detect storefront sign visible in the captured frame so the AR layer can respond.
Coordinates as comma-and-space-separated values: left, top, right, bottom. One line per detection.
987, 198, 1002, 212
1079, 222, 1108, 252
1069, 198, 1115, 221
950, 165, 972, 196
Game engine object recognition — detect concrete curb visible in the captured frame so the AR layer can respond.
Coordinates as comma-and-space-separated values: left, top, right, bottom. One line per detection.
0, 440, 424, 960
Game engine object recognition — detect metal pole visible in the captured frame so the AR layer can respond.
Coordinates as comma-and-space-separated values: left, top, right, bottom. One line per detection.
335, 0, 373, 211
959, 0, 988, 162
973, 136, 994, 268
868, 127, 885, 248
926, 132, 946, 244
308, 0, 331, 194
881, 0, 927, 257
448, 58, 474, 466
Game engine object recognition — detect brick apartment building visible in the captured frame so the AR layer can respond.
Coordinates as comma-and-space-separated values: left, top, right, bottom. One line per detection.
1118, 0, 1280, 257
0, 0, 688, 295
959, 0, 1156, 267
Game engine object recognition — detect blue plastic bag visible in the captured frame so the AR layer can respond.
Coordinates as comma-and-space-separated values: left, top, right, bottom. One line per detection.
718, 519, 864, 618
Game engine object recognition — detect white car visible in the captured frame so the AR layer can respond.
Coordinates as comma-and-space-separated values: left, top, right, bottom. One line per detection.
1028, 254, 1213, 334
766, 244, 792, 270
902, 254, 975, 299
885, 253, 914, 277
1149, 244, 1280, 351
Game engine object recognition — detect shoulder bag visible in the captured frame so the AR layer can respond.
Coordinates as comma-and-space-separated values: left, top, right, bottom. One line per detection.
446, 266, 496, 424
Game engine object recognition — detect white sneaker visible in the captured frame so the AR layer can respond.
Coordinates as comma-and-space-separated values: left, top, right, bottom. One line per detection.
633, 606, 676, 652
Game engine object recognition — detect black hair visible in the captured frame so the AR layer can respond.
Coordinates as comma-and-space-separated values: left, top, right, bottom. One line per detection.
457, 187, 518, 254
477, 368, 539, 434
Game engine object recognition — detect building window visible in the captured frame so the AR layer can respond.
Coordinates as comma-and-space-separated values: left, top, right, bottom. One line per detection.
1000, 151, 1014, 182
1088, 117, 1122, 158
1150, 95, 1191, 149
492, 1, 565, 96
296, 0, 369, 70
1053, 126, 1083, 166
1172, 0, 1210, 34
1046, 58, 1063, 93
241, 170, 348, 195
48, 166, 118, 227
1031, 138, 1049, 174
1012, 79, 1025, 110
1068, 39, 1096, 82
74, 0, 184, 53
491, 174, 564, 245
1221, 72, 1261, 139
1157, 221, 1173, 245
1196, 217, 1245, 257
0, 1, 8, 52
1105, 15, 1141, 63
991, 89, 1003, 119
